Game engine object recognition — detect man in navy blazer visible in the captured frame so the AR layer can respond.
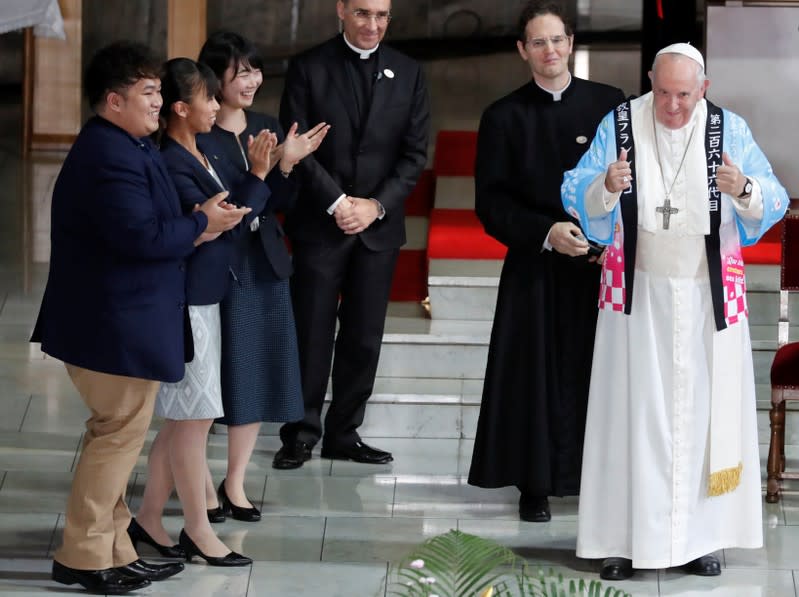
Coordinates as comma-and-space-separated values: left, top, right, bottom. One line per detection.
277, 0, 430, 469
31, 42, 249, 595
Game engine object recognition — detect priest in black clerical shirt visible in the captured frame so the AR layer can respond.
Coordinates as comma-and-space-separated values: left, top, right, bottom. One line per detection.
467, 1, 624, 522
275, 0, 430, 470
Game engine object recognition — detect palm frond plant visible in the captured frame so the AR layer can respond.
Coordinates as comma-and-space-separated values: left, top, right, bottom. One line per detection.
385, 530, 633, 597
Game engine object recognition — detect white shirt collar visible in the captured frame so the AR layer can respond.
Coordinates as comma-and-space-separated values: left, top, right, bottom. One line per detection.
343, 34, 379, 60
535, 73, 572, 101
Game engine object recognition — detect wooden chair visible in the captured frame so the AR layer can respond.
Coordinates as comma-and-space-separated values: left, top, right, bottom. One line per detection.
766, 213, 799, 503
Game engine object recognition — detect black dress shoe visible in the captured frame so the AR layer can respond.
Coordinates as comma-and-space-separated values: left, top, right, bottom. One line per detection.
218, 478, 261, 522
273, 440, 313, 470
178, 529, 252, 567
207, 506, 226, 523
519, 494, 551, 522
52, 560, 150, 594
321, 441, 393, 464
684, 554, 722, 576
117, 558, 184, 581
127, 518, 186, 559
600, 557, 634, 581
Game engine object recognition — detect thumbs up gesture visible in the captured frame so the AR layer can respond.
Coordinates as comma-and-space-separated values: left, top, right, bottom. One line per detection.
604, 147, 633, 193
716, 152, 747, 197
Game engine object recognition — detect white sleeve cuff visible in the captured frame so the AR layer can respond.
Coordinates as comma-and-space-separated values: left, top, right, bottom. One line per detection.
327, 194, 347, 215
731, 178, 763, 221
373, 199, 386, 220
585, 174, 621, 218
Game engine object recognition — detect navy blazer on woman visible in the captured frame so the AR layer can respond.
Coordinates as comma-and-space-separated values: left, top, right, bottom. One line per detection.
204, 112, 296, 280
31, 117, 207, 383
159, 134, 271, 305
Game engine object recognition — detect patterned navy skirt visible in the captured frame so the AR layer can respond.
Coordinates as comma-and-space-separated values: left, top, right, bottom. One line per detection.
217, 234, 304, 425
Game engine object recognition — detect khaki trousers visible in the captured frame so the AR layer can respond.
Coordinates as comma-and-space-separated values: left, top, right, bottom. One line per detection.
54, 364, 159, 570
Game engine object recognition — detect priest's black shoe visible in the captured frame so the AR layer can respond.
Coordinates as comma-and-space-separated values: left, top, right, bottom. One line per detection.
127, 517, 186, 559
273, 439, 313, 470
321, 441, 393, 464
519, 494, 551, 522
52, 560, 150, 594
117, 559, 184, 581
218, 478, 261, 522
684, 554, 721, 576
179, 530, 252, 566
600, 557, 634, 581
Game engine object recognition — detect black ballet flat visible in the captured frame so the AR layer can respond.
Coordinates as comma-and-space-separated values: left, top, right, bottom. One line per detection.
218, 478, 261, 522
207, 506, 226, 524
127, 518, 186, 559
178, 529, 252, 567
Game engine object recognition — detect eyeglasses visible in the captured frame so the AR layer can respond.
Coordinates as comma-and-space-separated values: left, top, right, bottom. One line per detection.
525, 35, 569, 50
348, 8, 392, 24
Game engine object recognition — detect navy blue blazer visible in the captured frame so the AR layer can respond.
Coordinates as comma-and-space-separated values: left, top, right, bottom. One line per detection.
159, 135, 270, 305
204, 112, 296, 280
31, 116, 207, 383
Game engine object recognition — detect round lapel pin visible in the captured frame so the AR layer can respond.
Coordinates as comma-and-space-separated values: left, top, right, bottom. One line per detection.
576, 135, 588, 144
383, 68, 395, 79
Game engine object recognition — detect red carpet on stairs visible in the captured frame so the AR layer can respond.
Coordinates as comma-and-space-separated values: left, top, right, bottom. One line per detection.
427, 209, 506, 260
389, 169, 435, 302
742, 223, 781, 264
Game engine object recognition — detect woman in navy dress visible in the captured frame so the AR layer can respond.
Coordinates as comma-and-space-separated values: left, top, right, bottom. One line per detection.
198, 32, 328, 520
130, 58, 276, 565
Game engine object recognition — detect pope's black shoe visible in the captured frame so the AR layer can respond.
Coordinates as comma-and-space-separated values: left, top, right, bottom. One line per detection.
600, 557, 634, 581
273, 440, 313, 470
52, 560, 151, 594
519, 494, 551, 522
684, 554, 721, 576
117, 559, 184, 582
321, 441, 393, 464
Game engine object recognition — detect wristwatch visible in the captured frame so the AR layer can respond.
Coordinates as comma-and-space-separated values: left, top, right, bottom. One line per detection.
738, 177, 753, 198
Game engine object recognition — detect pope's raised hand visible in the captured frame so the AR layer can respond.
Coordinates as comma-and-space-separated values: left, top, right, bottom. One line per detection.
716, 152, 747, 198
604, 147, 633, 193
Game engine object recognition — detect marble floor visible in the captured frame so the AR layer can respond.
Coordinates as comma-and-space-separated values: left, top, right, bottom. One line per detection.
2, 58, 799, 596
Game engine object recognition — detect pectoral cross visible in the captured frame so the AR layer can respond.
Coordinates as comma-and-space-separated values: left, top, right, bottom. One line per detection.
656, 196, 679, 230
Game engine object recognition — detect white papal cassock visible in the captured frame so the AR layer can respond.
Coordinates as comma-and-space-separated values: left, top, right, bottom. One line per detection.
561, 92, 787, 568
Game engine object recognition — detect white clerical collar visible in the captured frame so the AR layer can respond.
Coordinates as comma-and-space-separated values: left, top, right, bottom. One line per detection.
343, 34, 379, 60
535, 73, 572, 101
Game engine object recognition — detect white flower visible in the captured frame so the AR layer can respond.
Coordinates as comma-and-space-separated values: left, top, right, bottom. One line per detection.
409, 559, 425, 569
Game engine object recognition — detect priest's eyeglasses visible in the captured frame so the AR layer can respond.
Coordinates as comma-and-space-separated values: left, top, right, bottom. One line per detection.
349, 8, 392, 24
526, 35, 569, 50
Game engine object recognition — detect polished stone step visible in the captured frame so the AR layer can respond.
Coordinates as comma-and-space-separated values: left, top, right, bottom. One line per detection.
428, 261, 792, 323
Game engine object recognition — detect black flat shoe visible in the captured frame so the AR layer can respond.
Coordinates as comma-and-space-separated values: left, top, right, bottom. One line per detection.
684, 554, 721, 576
320, 441, 393, 464
178, 529, 252, 567
218, 478, 261, 522
52, 560, 151, 595
117, 558, 184, 581
127, 518, 186, 559
273, 440, 313, 470
207, 506, 226, 523
519, 494, 551, 522
600, 557, 634, 581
